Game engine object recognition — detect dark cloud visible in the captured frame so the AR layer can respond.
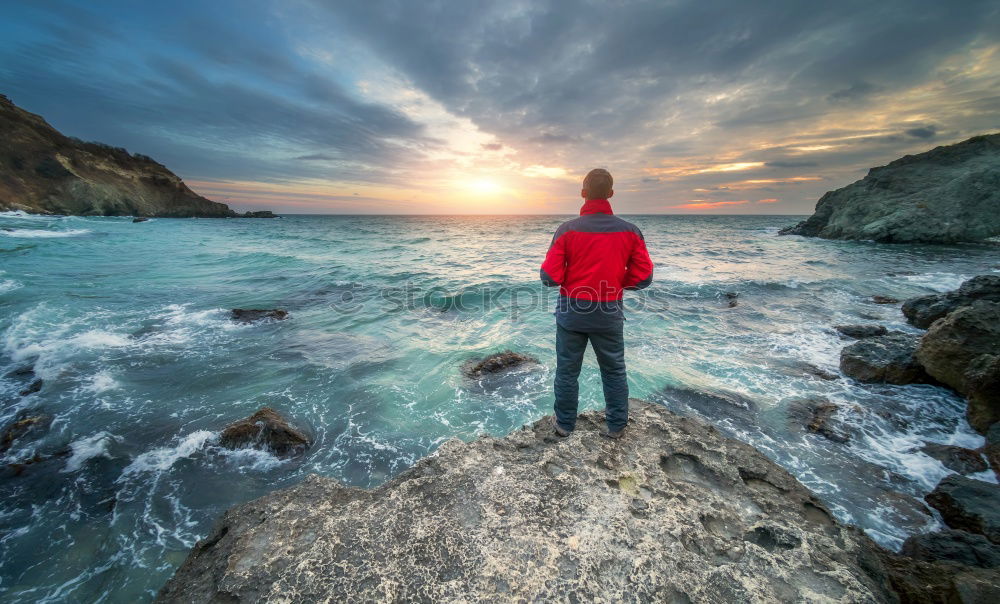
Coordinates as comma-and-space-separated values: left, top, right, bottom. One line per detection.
905, 125, 938, 139
766, 160, 820, 168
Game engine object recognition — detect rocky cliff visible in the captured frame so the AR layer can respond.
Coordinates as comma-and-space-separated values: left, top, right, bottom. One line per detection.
0, 94, 235, 217
158, 401, 904, 603
780, 134, 1000, 243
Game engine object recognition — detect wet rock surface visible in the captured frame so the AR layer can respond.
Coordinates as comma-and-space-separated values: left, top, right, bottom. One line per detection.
919, 443, 987, 475
900, 529, 1000, 568
916, 300, 1000, 434
835, 324, 889, 339
779, 133, 1000, 243
983, 423, 1000, 479
462, 350, 539, 378
230, 308, 289, 323
218, 407, 311, 458
902, 275, 1000, 329
925, 475, 1000, 544
787, 397, 851, 443
0, 413, 51, 455
157, 401, 898, 603
840, 333, 929, 384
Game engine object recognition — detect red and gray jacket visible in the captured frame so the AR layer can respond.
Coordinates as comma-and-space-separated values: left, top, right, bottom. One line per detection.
540, 199, 654, 331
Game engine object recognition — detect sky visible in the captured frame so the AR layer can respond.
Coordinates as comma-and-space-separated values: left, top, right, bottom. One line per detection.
1, 0, 999, 215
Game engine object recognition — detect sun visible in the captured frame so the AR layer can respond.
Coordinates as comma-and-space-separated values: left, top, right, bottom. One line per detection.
467, 178, 502, 195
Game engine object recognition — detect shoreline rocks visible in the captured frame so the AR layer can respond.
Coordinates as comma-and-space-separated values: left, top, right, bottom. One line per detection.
779, 133, 1000, 243
835, 324, 889, 339
925, 475, 1000, 544
219, 407, 311, 458
157, 401, 901, 603
840, 333, 929, 384
902, 275, 1000, 329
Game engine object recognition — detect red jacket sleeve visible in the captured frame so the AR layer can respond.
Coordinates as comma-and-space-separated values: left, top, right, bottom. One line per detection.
623, 232, 653, 290
540, 231, 568, 286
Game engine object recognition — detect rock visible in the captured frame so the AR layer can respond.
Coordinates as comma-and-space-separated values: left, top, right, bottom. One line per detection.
230, 308, 288, 323
920, 443, 988, 475
797, 362, 840, 381
242, 210, 277, 218
871, 295, 900, 305
18, 378, 42, 396
982, 423, 1000, 480
0, 95, 251, 217
157, 401, 898, 603
902, 275, 1000, 328
724, 291, 739, 307
217, 408, 308, 457
901, 529, 1000, 568
880, 554, 1000, 603
462, 350, 539, 378
218, 407, 311, 458
779, 133, 1000, 243
132, 217, 149, 223
787, 397, 850, 443
0, 414, 51, 454
925, 475, 1000, 544
840, 333, 930, 384
916, 300, 1000, 433
835, 324, 889, 339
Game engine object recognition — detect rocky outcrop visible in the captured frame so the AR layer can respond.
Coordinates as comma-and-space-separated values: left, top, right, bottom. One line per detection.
835, 324, 889, 339
157, 401, 898, 603
919, 443, 987, 475
230, 309, 288, 323
780, 133, 1000, 243
925, 475, 1000, 544
916, 300, 1000, 433
241, 210, 277, 218
0, 94, 263, 218
219, 407, 311, 458
902, 275, 1000, 329
840, 333, 929, 384
462, 350, 539, 378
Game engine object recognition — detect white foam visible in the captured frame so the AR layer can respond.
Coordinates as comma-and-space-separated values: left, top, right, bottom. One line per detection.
0, 279, 22, 294
0, 228, 91, 238
63, 431, 123, 472
901, 272, 970, 292
119, 430, 217, 477
81, 370, 119, 394
218, 447, 285, 471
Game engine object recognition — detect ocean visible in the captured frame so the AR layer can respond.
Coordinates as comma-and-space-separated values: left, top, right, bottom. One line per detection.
1, 211, 997, 602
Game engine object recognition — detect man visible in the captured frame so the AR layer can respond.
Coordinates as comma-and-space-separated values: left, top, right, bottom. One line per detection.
540, 168, 654, 439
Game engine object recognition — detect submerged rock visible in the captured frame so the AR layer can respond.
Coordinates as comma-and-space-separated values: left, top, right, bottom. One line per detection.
158, 401, 898, 603
0, 413, 51, 454
902, 275, 1000, 329
900, 529, 1000, 568
919, 443, 988, 475
779, 133, 1000, 243
230, 308, 289, 323
871, 295, 900, 305
18, 378, 42, 396
916, 300, 1000, 433
840, 333, 929, 384
835, 324, 889, 339
983, 423, 1000, 480
132, 217, 149, 223
787, 397, 850, 443
462, 350, 539, 378
218, 407, 310, 458
925, 475, 1000, 544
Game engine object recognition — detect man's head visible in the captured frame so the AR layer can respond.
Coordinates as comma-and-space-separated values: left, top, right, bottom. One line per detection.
581, 168, 613, 200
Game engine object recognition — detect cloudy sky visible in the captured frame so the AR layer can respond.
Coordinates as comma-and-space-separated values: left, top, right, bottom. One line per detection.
2, 0, 998, 214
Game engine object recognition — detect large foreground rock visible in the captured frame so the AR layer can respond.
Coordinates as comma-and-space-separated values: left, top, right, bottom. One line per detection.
158, 401, 897, 603
916, 300, 1000, 433
925, 475, 1000, 544
902, 275, 1000, 329
780, 133, 1000, 243
840, 333, 929, 384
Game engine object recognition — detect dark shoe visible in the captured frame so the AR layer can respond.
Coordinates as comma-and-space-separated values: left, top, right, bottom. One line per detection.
602, 425, 626, 440
553, 420, 572, 437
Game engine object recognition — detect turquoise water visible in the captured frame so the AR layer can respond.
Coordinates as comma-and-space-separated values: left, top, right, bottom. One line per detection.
1, 211, 998, 601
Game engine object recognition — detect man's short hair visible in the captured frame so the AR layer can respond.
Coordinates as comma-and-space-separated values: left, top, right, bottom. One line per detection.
583, 168, 613, 199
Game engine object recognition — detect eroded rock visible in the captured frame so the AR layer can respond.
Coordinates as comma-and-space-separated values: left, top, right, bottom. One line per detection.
902, 275, 1000, 329
157, 401, 897, 603
835, 324, 889, 339
925, 475, 1000, 544
462, 350, 539, 378
230, 309, 289, 323
901, 529, 1000, 568
840, 333, 929, 384
916, 300, 1000, 433
218, 407, 310, 457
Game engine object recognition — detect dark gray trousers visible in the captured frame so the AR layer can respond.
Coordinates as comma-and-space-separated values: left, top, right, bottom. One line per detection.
554, 324, 629, 432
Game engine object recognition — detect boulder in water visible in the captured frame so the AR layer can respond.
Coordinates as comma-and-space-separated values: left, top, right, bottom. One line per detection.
219, 407, 311, 457
132, 217, 149, 223
231, 308, 289, 323
779, 134, 1000, 243
835, 324, 888, 339
840, 333, 929, 384
900, 529, 1000, 568
18, 378, 42, 396
242, 210, 277, 218
157, 401, 898, 602
919, 443, 988, 475
916, 300, 1000, 433
871, 295, 900, 305
0, 414, 51, 454
462, 350, 539, 378
787, 397, 850, 443
902, 275, 1000, 329
925, 475, 1000, 544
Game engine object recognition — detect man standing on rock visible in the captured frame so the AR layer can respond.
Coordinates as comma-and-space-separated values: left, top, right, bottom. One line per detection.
540, 169, 654, 439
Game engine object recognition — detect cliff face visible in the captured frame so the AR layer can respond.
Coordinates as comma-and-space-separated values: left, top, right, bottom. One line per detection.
0, 95, 235, 217
158, 401, 898, 603
781, 134, 1000, 243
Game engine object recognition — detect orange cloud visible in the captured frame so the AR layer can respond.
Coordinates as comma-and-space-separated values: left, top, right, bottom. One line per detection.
757, 198, 780, 203
668, 200, 749, 210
